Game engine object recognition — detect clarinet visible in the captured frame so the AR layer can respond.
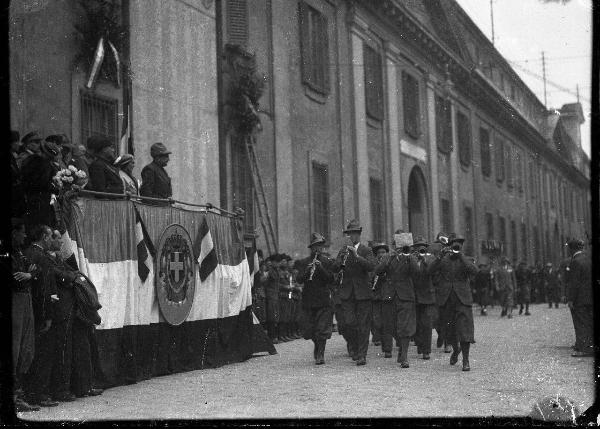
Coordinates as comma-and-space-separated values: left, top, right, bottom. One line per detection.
338, 248, 350, 286
308, 252, 319, 281
371, 274, 379, 291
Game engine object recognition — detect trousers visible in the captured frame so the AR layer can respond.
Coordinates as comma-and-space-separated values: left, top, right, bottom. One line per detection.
340, 299, 372, 359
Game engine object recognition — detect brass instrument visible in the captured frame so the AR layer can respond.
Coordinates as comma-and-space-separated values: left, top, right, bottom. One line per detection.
338, 247, 351, 286
308, 251, 319, 281
371, 274, 379, 291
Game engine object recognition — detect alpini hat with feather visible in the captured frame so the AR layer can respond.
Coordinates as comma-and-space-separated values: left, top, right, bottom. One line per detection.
308, 232, 326, 248
343, 219, 362, 234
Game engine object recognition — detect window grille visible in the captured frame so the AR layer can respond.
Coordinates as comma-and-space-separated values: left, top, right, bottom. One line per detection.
402, 71, 420, 139
364, 43, 383, 121
498, 216, 506, 250
480, 128, 491, 177
299, 2, 329, 95
370, 178, 385, 242
80, 91, 118, 150
312, 161, 330, 240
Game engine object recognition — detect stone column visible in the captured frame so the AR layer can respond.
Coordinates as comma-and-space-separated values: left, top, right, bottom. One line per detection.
425, 78, 440, 235
384, 42, 403, 230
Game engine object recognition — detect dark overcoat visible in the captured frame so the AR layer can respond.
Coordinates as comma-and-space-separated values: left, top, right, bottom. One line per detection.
88, 157, 124, 194
374, 252, 418, 302
334, 243, 376, 301
140, 161, 172, 200
429, 253, 478, 306
565, 251, 592, 306
297, 254, 334, 309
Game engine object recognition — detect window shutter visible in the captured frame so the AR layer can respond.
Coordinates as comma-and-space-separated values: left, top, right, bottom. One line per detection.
364, 44, 383, 121
298, 1, 311, 86
495, 136, 504, 182
457, 111, 471, 166
403, 72, 420, 139
319, 13, 330, 93
227, 0, 248, 47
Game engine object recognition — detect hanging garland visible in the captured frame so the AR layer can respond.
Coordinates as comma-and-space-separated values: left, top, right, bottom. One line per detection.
74, 0, 129, 87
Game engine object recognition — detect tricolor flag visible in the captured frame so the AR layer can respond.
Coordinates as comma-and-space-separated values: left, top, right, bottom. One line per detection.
120, 76, 133, 156
86, 37, 105, 89
198, 217, 218, 282
134, 208, 154, 282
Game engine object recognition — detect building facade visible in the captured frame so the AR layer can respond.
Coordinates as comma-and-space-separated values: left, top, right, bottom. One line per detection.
9, 0, 591, 265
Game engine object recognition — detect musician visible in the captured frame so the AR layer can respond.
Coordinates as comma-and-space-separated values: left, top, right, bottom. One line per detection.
297, 233, 335, 364
332, 220, 376, 366
429, 234, 478, 372
412, 236, 437, 361
370, 242, 389, 350
374, 231, 419, 368
430, 232, 452, 353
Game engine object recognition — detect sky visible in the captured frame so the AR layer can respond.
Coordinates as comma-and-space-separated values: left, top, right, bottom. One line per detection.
454, 0, 592, 156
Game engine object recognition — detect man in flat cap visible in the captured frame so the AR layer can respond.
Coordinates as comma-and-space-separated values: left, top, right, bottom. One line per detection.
412, 236, 437, 360
564, 239, 593, 357
140, 142, 173, 204
429, 233, 478, 371
88, 136, 124, 195
332, 220, 376, 365
297, 233, 335, 364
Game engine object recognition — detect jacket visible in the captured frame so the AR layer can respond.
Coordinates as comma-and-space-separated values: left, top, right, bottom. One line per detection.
429, 253, 478, 306
374, 251, 418, 302
88, 156, 124, 195
565, 251, 592, 306
140, 161, 172, 200
413, 253, 436, 305
297, 253, 334, 308
333, 243, 376, 301
25, 245, 58, 324
21, 154, 59, 194
264, 267, 280, 300
496, 265, 517, 294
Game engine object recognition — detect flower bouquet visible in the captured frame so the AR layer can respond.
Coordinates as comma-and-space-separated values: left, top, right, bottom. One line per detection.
53, 165, 88, 191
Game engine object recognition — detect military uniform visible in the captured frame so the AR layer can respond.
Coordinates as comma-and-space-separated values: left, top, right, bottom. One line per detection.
374, 251, 418, 366
516, 263, 532, 315
565, 247, 593, 355
292, 278, 304, 338
413, 251, 437, 358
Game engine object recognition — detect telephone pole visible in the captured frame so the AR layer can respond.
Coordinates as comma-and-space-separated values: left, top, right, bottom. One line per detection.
490, 0, 495, 45
541, 51, 547, 108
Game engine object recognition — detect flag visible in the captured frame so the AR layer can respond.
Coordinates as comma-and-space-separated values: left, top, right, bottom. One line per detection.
120, 76, 133, 156
107, 40, 121, 88
86, 37, 105, 89
198, 217, 218, 282
135, 208, 154, 282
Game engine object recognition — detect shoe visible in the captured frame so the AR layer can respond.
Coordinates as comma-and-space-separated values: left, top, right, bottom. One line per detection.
400, 361, 410, 368
271, 338, 279, 344
525, 312, 531, 316
31, 395, 59, 407
436, 337, 443, 348
480, 309, 487, 316
462, 360, 471, 371
373, 341, 381, 346
86, 388, 103, 396
450, 348, 461, 365
356, 357, 366, 366
571, 351, 594, 357
54, 392, 76, 402
444, 345, 452, 353
352, 354, 359, 361
384, 352, 392, 358
15, 397, 40, 412
519, 308, 523, 315
507, 314, 513, 319
423, 353, 430, 360
278, 336, 288, 343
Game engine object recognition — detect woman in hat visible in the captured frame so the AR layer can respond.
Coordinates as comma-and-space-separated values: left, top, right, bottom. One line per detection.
114, 154, 139, 195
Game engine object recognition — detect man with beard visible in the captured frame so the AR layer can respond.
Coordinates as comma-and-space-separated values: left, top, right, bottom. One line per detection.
412, 237, 437, 361
297, 233, 334, 364
516, 262, 532, 316
429, 234, 478, 371
374, 232, 418, 368
565, 239, 593, 357
332, 220, 376, 366
87, 136, 124, 195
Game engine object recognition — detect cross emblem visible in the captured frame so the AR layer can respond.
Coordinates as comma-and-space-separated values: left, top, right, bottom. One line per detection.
170, 252, 184, 283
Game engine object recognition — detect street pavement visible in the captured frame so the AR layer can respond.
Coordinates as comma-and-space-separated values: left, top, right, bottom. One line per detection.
21, 303, 595, 420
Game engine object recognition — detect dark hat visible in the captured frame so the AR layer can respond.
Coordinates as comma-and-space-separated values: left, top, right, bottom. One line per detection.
411, 236, 428, 248
45, 134, 68, 146
343, 219, 362, 234
448, 233, 465, 245
40, 140, 60, 157
150, 142, 172, 158
371, 242, 389, 253
21, 131, 42, 144
434, 232, 449, 245
566, 238, 584, 250
10, 130, 20, 143
87, 135, 112, 152
114, 154, 134, 168
308, 232, 326, 248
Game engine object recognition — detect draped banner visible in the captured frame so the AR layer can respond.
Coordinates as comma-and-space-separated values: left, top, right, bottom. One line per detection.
63, 197, 275, 388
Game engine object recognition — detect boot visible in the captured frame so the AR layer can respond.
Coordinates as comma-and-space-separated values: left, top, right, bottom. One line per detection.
461, 342, 471, 371
500, 308, 506, 317
313, 339, 318, 360
444, 341, 452, 353
316, 340, 326, 365
519, 305, 523, 315
450, 343, 461, 365
436, 335, 443, 348
525, 304, 531, 316
280, 323, 290, 342
397, 337, 410, 368
507, 308, 513, 319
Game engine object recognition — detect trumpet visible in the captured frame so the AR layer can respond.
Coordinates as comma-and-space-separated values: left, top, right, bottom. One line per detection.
308, 251, 319, 281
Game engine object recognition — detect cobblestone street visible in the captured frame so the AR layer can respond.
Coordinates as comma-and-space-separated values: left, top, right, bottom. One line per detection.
22, 304, 595, 421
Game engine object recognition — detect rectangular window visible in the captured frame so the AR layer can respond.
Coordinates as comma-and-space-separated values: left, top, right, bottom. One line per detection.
505, 144, 513, 189
485, 212, 494, 240
370, 178, 385, 242
495, 136, 505, 182
480, 127, 491, 177
436, 96, 453, 153
498, 216, 506, 250
312, 161, 330, 240
456, 110, 471, 167
231, 137, 255, 235
80, 91, 119, 151
299, 2, 329, 95
464, 206, 474, 256
364, 43, 383, 120
402, 71, 420, 139
226, 0, 248, 47
440, 198, 452, 234
521, 223, 528, 261
511, 220, 518, 261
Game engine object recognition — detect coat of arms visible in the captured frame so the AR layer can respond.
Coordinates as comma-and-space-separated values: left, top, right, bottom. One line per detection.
156, 224, 196, 325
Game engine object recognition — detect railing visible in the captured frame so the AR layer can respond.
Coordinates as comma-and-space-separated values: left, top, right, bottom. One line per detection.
75, 189, 241, 218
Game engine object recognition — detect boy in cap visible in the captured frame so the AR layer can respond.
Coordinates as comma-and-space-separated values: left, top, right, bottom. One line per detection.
140, 142, 173, 203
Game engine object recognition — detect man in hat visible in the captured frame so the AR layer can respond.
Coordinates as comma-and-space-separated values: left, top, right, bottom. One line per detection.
11, 130, 27, 218
264, 254, 281, 343
114, 154, 139, 195
412, 236, 437, 360
297, 233, 335, 364
87, 136, 123, 195
140, 142, 173, 203
564, 239, 593, 357
278, 254, 294, 342
544, 262, 561, 309
21, 140, 61, 232
497, 257, 516, 318
429, 234, 478, 371
17, 131, 43, 168
374, 232, 418, 367
516, 261, 532, 316
332, 220, 376, 366
430, 232, 451, 352
370, 242, 388, 349
69, 144, 91, 178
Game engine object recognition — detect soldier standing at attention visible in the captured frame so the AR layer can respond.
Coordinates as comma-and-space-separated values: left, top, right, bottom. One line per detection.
565, 239, 593, 357
374, 232, 418, 368
332, 220, 376, 366
544, 262, 561, 309
516, 261, 532, 316
429, 234, 478, 372
264, 255, 281, 344
370, 242, 389, 353
497, 257, 516, 319
412, 237, 437, 361
297, 233, 335, 364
